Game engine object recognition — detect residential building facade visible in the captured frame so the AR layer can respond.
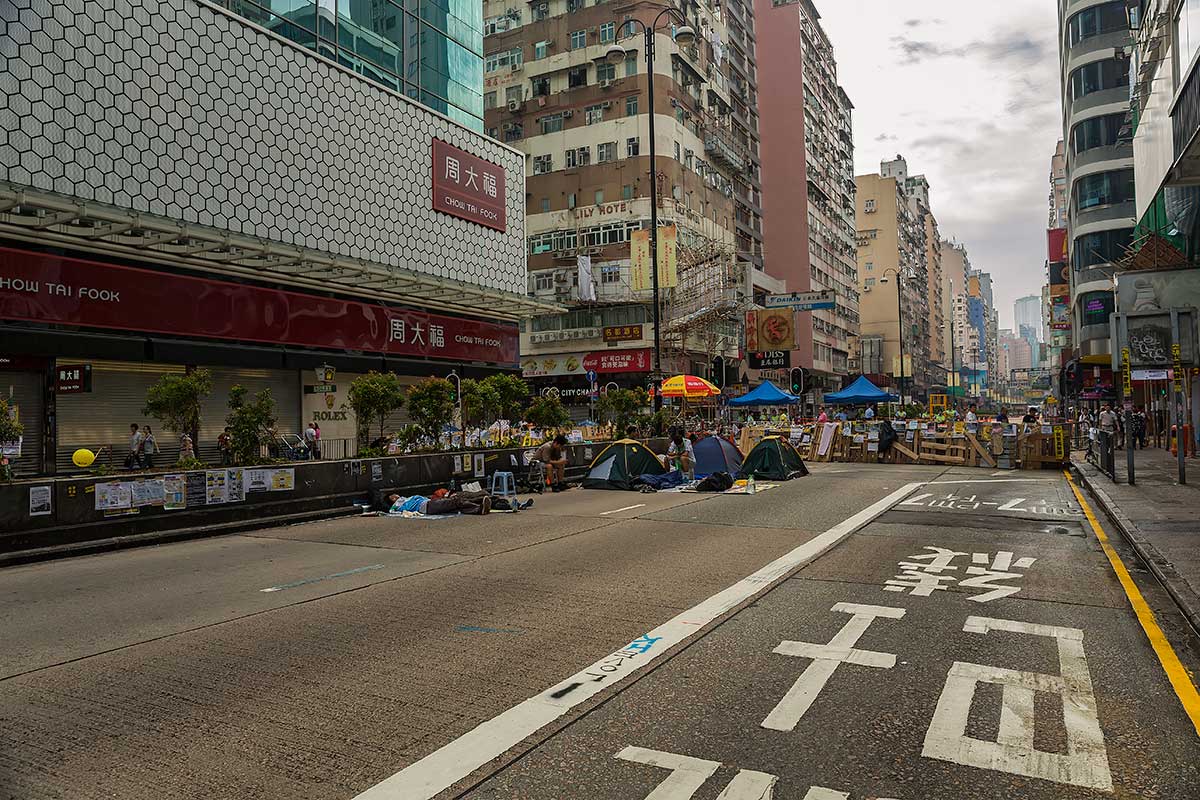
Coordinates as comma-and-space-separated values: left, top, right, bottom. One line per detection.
855, 158, 933, 402
483, 0, 768, 407
1049, 139, 1069, 229
756, 0, 859, 395
941, 240, 970, 392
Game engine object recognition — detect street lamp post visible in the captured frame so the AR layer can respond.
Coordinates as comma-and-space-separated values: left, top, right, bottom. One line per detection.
880, 268, 905, 406
606, 14, 696, 412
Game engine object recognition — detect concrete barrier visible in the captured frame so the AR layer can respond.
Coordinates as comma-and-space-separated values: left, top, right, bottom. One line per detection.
0, 439, 665, 558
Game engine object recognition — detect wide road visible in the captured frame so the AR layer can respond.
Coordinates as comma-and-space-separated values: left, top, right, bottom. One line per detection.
1, 464, 1198, 799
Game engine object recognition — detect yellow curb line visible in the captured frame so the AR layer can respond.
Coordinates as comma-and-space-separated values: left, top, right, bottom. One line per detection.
1065, 469, 1200, 737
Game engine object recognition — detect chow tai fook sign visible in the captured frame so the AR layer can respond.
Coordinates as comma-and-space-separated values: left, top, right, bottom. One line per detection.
432, 139, 506, 232
0, 248, 518, 365
521, 348, 652, 378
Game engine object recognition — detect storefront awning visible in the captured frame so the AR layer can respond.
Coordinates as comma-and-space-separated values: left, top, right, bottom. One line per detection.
0, 181, 561, 322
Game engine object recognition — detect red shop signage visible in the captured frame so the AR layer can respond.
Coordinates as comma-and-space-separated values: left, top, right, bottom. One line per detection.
0, 248, 519, 366
583, 349, 651, 374
432, 139, 507, 232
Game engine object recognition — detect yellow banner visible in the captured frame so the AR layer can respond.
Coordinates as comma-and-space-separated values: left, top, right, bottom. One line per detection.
630, 229, 652, 292
629, 226, 678, 292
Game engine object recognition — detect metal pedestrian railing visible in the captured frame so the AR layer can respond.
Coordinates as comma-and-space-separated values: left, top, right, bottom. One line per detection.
1088, 430, 1117, 482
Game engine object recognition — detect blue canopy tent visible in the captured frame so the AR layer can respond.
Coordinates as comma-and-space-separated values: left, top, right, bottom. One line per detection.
823, 375, 898, 405
728, 380, 801, 407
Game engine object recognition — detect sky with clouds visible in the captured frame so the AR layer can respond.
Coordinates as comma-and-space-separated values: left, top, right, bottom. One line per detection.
813, 1, 1060, 330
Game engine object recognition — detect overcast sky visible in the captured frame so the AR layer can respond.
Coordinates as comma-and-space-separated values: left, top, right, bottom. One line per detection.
814, 1, 1060, 330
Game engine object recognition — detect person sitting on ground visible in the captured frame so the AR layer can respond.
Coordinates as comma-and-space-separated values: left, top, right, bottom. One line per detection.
536, 434, 570, 492
387, 491, 491, 516
665, 426, 695, 479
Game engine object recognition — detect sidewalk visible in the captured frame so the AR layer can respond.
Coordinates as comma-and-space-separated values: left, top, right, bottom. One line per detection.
1073, 446, 1200, 633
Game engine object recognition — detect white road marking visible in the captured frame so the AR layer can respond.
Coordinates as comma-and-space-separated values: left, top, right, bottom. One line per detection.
923, 616, 1112, 790
351, 482, 926, 800
996, 498, 1027, 511
615, 747, 720, 800
600, 503, 646, 516
762, 603, 905, 731
615, 747, 780, 800
898, 493, 932, 506
258, 563, 385, 593
928, 479, 1049, 485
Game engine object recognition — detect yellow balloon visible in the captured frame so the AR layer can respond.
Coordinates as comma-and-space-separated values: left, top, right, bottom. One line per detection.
72, 448, 96, 468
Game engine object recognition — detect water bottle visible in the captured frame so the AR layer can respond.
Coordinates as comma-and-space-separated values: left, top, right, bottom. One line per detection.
747, 474, 756, 495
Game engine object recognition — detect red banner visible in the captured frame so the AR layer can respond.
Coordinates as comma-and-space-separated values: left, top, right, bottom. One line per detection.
432, 139, 507, 232
582, 349, 651, 374
0, 248, 518, 365
1047, 228, 1067, 264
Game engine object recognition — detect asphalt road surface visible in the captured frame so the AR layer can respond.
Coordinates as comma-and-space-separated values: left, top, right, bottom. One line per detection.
1, 464, 1197, 800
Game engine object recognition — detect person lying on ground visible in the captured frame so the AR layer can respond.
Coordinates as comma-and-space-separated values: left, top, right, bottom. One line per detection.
388, 491, 491, 516
536, 434, 570, 492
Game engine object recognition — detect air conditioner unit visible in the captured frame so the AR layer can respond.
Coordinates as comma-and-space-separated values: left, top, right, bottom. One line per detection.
601, 100, 612, 109
599, 79, 614, 89
562, 109, 574, 117
507, 99, 522, 112
554, 270, 570, 281
510, 63, 521, 72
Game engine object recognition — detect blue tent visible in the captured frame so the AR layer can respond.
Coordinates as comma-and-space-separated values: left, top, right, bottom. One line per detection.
728, 380, 801, 407
823, 375, 898, 405
693, 436, 744, 477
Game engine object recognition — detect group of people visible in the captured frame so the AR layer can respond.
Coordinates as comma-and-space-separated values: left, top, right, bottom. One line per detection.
125, 423, 159, 469
1083, 405, 1149, 449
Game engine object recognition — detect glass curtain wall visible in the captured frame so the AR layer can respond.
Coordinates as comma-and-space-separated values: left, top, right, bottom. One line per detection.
217, 0, 484, 130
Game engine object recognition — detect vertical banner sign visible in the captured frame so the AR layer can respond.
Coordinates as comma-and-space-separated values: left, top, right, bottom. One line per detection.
1173, 344, 1184, 392
1121, 348, 1132, 399
658, 225, 679, 289
629, 227, 678, 291
630, 229, 652, 292
745, 310, 760, 352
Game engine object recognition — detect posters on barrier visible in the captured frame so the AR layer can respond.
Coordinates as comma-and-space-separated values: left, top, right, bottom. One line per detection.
270, 469, 295, 491
132, 479, 165, 508
185, 472, 207, 506
371, 462, 383, 483
163, 475, 186, 510
817, 423, 838, 456
95, 482, 132, 510
29, 485, 51, 516
205, 470, 228, 504
245, 469, 272, 492
227, 469, 245, 503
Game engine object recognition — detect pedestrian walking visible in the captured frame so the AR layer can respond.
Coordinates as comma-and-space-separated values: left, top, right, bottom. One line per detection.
141, 425, 158, 470
312, 422, 322, 460
218, 427, 233, 466
126, 422, 144, 469
1133, 406, 1148, 449
303, 423, 318, 460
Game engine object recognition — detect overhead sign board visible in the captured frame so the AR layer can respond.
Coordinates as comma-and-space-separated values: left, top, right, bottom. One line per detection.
764, 290, 836, 311
431, 139, 507, 232
55, 364, 91, 394
749, 351, 791, 370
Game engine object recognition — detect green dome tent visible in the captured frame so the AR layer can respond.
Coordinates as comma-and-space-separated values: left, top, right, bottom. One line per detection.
742, 436, 810, 481
582, 439, 666, 490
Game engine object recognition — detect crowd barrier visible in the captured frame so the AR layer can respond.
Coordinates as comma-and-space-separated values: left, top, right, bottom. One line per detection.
737, 420, 1076, 471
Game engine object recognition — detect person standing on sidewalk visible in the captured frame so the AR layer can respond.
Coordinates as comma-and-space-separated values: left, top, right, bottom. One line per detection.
1133, 406, 1148, 449
1099, 405, 1119, 445
126, 422, 145, 469
303, 423, 317, 459
141, 426, 158, 470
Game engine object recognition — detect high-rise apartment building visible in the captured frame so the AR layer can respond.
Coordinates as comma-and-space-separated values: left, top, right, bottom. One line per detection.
756, 0, 859, 394
941, 240, 970, 391
881, 156, 945, 380
1049, 139, 1068, 229
484, 0, 768, 406
1014, 295, 1043, 342
219, 0, 486, 129
1057, 1, 1134, 359
855, 157, 934, 401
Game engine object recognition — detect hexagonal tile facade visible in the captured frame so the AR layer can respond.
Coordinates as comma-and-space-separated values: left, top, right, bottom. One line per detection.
0, 0, 526, 295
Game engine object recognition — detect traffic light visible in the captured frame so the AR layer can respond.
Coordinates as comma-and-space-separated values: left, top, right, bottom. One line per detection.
790, 367, 805, 395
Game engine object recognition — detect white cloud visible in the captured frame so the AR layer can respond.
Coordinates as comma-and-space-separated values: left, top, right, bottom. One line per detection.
814, 1, 1060, 329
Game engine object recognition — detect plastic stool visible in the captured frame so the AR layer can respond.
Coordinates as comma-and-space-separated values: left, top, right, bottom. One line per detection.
490, 471, 517, 498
